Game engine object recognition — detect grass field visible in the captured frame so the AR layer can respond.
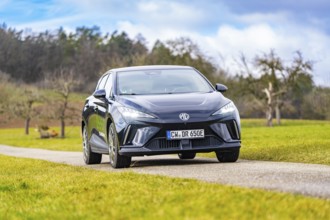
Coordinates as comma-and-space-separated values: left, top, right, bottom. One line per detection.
0, 155, 329, 220
202, 119, 330, 165
0, 126, 81, 151
240, 119, 330, 164
0, 119, 329, 165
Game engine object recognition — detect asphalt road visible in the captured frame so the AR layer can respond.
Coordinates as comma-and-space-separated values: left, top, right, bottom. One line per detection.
1, 144, 330, 199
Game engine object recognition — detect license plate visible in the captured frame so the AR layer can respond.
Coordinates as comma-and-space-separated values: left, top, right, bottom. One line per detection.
166, 129, 205, 140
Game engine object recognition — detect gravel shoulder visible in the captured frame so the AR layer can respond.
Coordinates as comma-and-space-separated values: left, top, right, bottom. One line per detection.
1, 144, 330, 199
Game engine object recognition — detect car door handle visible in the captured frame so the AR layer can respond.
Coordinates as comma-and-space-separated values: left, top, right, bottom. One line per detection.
94, 106, 98, 112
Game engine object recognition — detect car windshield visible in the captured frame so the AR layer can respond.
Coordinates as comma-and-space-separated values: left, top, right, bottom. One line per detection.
117, 69, 213, 95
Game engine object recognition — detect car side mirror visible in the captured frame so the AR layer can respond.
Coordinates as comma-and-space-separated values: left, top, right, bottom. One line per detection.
93, 89, 106, 99
215, 83, 228, 92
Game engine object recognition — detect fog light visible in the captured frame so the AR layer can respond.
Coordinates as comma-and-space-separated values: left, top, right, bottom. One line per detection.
132, 127, 160, 147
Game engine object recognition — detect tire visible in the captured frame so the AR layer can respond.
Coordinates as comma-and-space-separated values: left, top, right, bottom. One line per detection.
216, 149, 240, 163
178, 152, 196, 159
108, 123, 131, 168
82, 126, 102, 164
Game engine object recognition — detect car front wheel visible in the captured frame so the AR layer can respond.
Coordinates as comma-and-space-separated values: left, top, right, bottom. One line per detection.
216, 149, 240, 162
108, 123, 131, 168
82, 126, 102, 164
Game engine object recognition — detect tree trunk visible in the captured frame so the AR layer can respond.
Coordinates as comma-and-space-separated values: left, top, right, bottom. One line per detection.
275, 104, 281, 125
60, 98, 68, 139
266, 105, 273, 127
60, 119, 65, 138
263, 82, 273, 127
25, 117, 30, 135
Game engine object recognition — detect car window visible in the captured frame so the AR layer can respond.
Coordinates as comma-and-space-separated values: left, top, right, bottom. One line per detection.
117, 69, 213, 95
104, 73, 113, 97
96, 74, 109, 90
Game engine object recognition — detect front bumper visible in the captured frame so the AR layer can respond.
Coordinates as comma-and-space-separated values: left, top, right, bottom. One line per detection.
117, 117, 241, 157
120, 138, 240, 156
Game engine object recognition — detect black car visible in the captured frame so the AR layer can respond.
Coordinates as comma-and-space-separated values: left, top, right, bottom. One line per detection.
82, 65, 241, 168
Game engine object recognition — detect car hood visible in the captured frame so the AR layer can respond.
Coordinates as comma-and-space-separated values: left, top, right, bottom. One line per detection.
116, 92, 230, 121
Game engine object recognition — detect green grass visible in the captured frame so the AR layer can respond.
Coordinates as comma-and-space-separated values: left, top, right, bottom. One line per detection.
239, 119, 330, 165
201, 119, 330, 165
0, 126, 82, 151
0, 119, 330, 165
198, 119, 330, 165
0, 155, 329, 220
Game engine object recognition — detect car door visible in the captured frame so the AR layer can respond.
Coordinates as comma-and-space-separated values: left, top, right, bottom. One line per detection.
96, 72, 114, 145
87, 73, 109, 153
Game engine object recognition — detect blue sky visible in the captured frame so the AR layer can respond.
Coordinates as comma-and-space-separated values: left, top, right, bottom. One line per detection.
1, 0, 330, 85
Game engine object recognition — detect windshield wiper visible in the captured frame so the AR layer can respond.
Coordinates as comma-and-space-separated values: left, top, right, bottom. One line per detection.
120, 93, 137, 95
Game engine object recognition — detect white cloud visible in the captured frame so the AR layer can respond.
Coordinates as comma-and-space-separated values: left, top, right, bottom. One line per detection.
203, 23, 330, 85
235, 11, 291, 24
138, 1, 159, 12
135, 0, 206, 31
216, 24, 278, 53
117, 15, 330, 86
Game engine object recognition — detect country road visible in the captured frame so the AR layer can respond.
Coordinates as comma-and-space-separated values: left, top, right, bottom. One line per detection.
1, 145, 330, 199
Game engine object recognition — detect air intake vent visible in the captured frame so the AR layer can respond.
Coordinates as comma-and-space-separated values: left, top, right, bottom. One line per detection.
226, 120, 240, 140
146, 139, 180, 149
145, 136, 223, 150
192, 136, 222, 147
159, 140, 181, 149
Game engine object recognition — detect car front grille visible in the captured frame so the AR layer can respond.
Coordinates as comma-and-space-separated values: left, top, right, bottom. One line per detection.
145, 136, 223, 150
191, 136, 222, 147
146, 139, 180, 149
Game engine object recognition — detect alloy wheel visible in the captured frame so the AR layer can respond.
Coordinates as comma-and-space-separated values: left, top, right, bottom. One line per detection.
108, 126, 116, 165
82, 127, 89, 162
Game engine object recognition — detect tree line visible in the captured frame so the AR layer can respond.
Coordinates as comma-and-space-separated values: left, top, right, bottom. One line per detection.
0, 24, 329, 136
0, 24, 216, 91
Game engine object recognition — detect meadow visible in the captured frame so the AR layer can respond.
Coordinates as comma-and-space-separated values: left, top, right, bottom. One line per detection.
0, 155, 329, 220
1, 120, 329, 219
204, 119, 330, 165
0, 119, 329, 165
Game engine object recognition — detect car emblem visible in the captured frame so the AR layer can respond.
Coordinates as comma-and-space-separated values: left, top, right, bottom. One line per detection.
179, 113, 190, 121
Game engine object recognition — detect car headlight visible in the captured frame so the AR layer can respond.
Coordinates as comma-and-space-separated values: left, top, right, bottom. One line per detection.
118, 106, 155, 119
212, 102, 237, 115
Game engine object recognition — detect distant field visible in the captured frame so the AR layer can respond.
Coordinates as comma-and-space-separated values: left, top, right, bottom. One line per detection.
0, 119, 329, 165
0, 126, 81, 151
0, 155, 329, 220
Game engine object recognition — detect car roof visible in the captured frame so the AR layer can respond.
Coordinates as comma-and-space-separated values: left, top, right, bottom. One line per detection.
110, 65, 194, 72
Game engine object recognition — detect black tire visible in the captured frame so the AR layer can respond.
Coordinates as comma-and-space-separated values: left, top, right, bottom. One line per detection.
216, 149, 240, 163
82, 126, 102, 164
108, 123, 131, 168
178, 152, 196, 159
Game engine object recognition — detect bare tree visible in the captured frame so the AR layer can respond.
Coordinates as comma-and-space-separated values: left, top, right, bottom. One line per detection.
10, 86, 41, 134
236, 54, 273, 125
237, 51, 313, 126
254, 50, 284, 126
45, 67, 80, 138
